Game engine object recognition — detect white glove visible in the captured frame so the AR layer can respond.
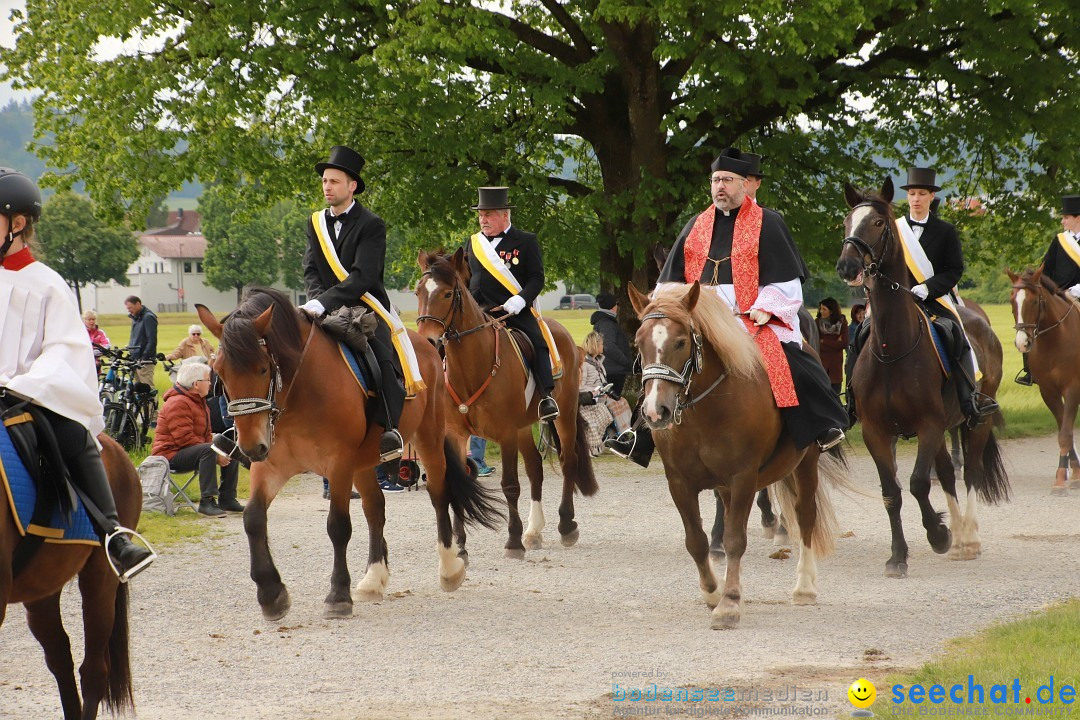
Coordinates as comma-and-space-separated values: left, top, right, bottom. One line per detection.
1069, 285, 1080, 299
748, 308, 772, 326
503, 295, 527, 315
300, 299, 326, 317
911, 284, 929, 300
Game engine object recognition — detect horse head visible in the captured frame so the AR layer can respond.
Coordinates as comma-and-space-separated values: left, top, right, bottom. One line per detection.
837, 177, 901, 289
416, 247, 471, 343
1008, 264, 1053, 353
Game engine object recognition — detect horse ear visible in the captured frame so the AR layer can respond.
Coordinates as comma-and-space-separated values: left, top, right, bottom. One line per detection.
1005, 267, 1018, 283
627, 283, 650, 316
881, 176, 894, 203
451, 246, 466, 273
685, 281, 701, 312
417, 249, 429, 272
1032, 264, 1044, 283
196, 304, 223, 339
253, 305, 275, 338
843, 183, 862, 209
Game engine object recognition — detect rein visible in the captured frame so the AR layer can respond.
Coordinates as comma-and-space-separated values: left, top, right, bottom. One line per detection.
638, 311, 726, 425
1013, 283, 1077, 344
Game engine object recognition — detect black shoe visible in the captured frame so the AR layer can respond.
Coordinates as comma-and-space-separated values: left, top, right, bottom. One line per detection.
963, 395, 1000, 428
218, 497, 245, 513
817, 428, 845, 451
1014, 369, 1034, 386
604, 430, 636, 458
379, 429, 404, 463
538, 395, 559, 421
199, 499, 226, 517
105, 532, 155, 581
212, 430, 250, 468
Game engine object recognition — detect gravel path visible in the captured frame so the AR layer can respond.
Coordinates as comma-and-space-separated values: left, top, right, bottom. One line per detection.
2, 432, 1078, 719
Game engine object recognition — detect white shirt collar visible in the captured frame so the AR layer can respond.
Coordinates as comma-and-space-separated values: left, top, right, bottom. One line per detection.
330, 200, 355, 219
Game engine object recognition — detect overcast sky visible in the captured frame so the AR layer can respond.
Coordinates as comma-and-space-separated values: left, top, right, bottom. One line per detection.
0, 0, 30, 104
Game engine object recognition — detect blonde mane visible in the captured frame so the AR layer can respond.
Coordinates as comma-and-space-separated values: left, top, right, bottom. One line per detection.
648, 284, 763, 379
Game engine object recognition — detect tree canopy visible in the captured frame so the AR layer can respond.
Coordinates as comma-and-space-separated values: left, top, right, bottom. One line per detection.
4, 0, 1078, 303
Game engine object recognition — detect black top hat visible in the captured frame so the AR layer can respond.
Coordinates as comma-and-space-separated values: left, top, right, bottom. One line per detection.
1062, 195, 1080, 216
710, 148, 752, 177
900, 167, 941, 192
741, 152, 765, 178
315, 145, 366, 194
471, 186, 515, 210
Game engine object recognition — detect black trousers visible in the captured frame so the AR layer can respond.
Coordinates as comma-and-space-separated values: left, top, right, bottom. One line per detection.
505, 311, 555, 394
171, 443, 240, 500
40, 408, 119, 537
778, 341, 850, 450
370, 319, 405, 431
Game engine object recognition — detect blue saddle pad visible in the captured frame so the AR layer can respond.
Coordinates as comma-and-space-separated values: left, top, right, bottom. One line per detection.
925, 314, 953, 376
0, 421, 98, 544
338, 342, 373, 395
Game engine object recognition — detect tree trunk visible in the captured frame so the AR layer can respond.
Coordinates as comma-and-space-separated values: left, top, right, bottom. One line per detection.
74, 284, 83, 313
236, 286, 244, 304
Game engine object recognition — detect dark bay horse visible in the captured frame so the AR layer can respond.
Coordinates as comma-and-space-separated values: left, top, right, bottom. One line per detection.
837, 179, 1010, 577
196, 288, 502, 621
1, 434, 138, 719
1007, 266, 1080, 494
415, 249, 597, 559
627, 281, 849, 629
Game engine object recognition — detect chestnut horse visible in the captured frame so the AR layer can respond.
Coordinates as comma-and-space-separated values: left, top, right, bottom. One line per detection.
0, 434, 139, 720
1007, 266, 1080, 494
415, 249, 597, 559
837, 179, 1009, 577
627, 281, 849, 630
196, 288, 501, 621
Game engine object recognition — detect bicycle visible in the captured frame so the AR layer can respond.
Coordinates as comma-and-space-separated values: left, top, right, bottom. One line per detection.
97, 347, 173, 451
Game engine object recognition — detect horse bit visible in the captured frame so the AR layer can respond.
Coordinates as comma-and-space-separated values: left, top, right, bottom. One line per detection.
1012, 284, 1076, 344
638, 311, 726, 425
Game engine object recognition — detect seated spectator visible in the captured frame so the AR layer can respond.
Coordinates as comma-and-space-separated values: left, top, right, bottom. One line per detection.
165, 324, 216, 362
590, 294, 633, 398
579, 331, 633, 456
82, 309, 110, 373
151, 362, 243, 517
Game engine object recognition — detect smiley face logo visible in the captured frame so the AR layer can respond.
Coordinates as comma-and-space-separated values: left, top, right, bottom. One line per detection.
848, 678, 876, 709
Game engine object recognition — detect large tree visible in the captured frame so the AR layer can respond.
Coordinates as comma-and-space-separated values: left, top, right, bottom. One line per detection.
35, 191, 140, 311
200, 187, 282, 302
5, 0, 1079, 309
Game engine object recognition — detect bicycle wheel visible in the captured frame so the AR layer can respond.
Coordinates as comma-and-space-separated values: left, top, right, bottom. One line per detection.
103, 402, 140, 451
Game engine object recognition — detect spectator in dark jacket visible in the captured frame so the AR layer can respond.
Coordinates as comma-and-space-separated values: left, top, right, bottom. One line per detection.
124, 295, 159, 387
816, 297, 848, 395
590, 293, 633, 398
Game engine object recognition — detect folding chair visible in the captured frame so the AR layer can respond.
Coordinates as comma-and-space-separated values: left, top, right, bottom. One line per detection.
169, 468, 200, 514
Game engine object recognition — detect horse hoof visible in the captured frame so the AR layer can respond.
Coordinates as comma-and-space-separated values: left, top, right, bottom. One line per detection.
354, 587, 384, 602
504, 547, 526, 560
710, 607, 740, 630
951, 543, 981, 561
260, 588, 291, 621
523, 534, 543, 550
761, 525, 776, 540
440, 559, 467, 592
322, 601, 353, 619
791, 590, 817, 606
560, 528, 580, 547
1051, 486, 1067, 496
1070, 480, 1080, 490
885, 562, 908, 579
773, 530, 790, 547
702, 588, 723, 609
929, 528, 952, 555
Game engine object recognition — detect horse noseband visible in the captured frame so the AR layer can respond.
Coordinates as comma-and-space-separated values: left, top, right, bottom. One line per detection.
638, 311, 706, 425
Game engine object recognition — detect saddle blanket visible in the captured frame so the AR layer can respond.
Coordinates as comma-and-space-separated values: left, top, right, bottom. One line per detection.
504, 328, 564, 410
337, 342, 374, 396
917, 307, 952, 377
0, 421, 98, 545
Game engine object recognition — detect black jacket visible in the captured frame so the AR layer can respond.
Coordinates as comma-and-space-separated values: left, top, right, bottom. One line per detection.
1042, 235, 1080, 291
302, 204, 391, 313
467, 226, 544, 308
590, 309, 633, 376
911, 215, 964, 301
127, 307, 158, 361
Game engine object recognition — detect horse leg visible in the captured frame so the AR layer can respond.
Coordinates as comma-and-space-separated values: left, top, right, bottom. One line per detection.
1070, 445, 1080, 489
452, 431, 472, 565
244, 463, 291, 620
1057, 390, 1079, 494
712, 480, 755, 629
709, 490, 725, 559
519, 431, 546, 550
864, 428, 909, 577
950, 427, 963, 472
1038, 383, 1070, 495
76, 555, 124, 720
24, 593, 81, 720
499, 435, 526, 559
790, 461, 821, 606
355, 467, 390, 601
911, 430, 951, 555
756, 488, 778, 539
933, 442, 968, 560
667, 477, 720, 614
553, 410, 588, 546
415, 433, 467, 592
323, 468, 362, 617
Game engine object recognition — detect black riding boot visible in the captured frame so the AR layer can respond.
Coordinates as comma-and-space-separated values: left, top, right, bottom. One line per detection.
1015, 354, 1034, 386
604, 426, 654, 468
956, 351, 1000, 428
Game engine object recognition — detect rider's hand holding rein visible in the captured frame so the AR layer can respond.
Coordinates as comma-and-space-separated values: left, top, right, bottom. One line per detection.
749, 308, 773, 326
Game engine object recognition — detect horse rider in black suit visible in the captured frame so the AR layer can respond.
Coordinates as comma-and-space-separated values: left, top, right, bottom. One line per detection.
1016, 193, 1080, 385
466, 186, 559, 421
300, 145, 406, 462
849, 167, 998, 426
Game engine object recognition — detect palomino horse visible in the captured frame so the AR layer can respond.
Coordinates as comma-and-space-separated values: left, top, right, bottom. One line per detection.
0, 434, 139, 720
837, 179, 1010, 577
196, 288, 502, 621
1007, 266, 1080, 494
627, 281, 849, 630
415, 249, 597, 559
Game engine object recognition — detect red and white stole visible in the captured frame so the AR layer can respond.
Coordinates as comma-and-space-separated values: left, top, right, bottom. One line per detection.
683, 198, 798, 407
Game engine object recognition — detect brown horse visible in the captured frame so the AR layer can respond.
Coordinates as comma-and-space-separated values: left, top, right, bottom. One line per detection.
627, 281, 849, 630
837, 179, 1010, 577
196, 288, 501, 621
0, 434, 139, 720
415, 249, 597, 559
1007, 265, 1080, 494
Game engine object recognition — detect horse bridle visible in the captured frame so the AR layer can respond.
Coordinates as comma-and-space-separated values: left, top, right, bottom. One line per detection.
1012, 282, 1077, 345
638, 311, 726, 425
416, 270, 508, 348
841, 202, 905, 292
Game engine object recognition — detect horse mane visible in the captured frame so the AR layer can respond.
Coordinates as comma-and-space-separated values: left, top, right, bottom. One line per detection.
221, 286, 305, 383
649, 284, 763, 379
424, 251, 465, 288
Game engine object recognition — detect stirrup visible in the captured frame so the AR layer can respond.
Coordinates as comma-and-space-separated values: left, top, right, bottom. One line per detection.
104, 527, 157, 583
604, 429, 637, 458
379, 429, 404, 463
1014, 369, 1034, 386
538, 396, 560, 421
212, 427, 241, 460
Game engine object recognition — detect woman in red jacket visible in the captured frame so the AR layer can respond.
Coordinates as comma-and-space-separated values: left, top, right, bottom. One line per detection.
815, 297, 848, 395
151, 362, 242, 516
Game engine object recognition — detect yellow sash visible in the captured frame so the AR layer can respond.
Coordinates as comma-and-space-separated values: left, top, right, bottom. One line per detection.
469, 233, 562, 376
1056, 233, 1080, 268
311, 212, 426, 395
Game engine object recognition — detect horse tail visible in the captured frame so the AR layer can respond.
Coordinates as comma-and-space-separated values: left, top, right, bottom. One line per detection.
967, 427, 1011, 505
770, 450, 852, 559
103, 582, 135, 714
443, 438, 505, 530
544, 413, 599, 497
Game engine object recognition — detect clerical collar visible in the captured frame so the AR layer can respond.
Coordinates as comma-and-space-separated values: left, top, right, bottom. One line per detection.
1, 246, 35, 271
329, 200, 355, 219
715, 204, 740, 218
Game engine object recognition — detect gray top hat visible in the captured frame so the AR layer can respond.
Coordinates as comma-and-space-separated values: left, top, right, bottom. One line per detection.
900, 167, 941, 192
315, 145, 366, 194
1061, 195, 1080, 216
471, 186, 515, 210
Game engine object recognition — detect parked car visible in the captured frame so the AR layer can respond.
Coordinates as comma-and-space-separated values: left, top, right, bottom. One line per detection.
556, 293, 599, 310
